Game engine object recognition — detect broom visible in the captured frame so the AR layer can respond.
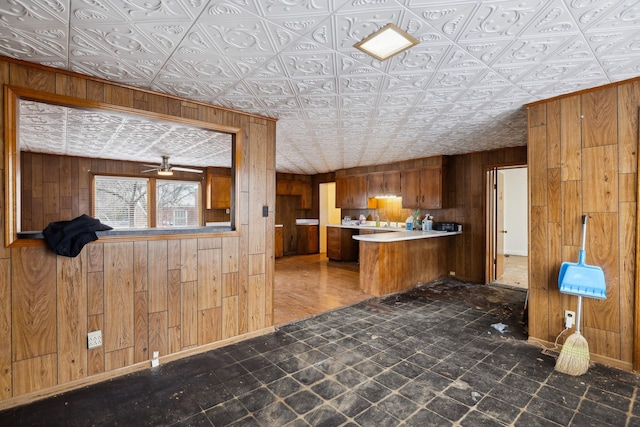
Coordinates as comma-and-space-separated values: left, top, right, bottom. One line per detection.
555, 295, 589, 376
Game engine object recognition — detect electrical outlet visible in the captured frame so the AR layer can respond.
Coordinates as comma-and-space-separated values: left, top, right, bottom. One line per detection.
449, 271, 455, 276
88, 330, 102, 349
564, 310, 575, 328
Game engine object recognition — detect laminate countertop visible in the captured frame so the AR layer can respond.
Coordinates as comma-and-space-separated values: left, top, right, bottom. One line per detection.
353, 229, 461, 242
326, 223, 461, 242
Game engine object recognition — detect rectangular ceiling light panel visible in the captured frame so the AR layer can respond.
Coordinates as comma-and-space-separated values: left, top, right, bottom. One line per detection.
354, 23, 419, 61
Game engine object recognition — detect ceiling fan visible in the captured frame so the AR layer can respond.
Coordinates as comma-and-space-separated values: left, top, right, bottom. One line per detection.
142, 156, 203, 176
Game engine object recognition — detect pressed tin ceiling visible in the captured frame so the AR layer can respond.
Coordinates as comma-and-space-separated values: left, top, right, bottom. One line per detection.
1, 0, 639, 174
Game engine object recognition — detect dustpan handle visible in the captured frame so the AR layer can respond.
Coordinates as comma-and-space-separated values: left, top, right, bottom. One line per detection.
575, 295, 582, 334
581, 215, 587, 252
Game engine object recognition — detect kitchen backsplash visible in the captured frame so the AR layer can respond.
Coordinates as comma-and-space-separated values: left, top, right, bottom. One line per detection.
341, 197, 453, 226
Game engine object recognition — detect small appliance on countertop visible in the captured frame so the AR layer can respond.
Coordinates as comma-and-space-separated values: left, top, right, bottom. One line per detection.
434, 222, 462, 232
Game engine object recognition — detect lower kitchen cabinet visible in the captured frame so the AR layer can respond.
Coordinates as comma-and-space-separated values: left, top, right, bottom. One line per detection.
296, 224, 319, 255
327, 227, 359, 261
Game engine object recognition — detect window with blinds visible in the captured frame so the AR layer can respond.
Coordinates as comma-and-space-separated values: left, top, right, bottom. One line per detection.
93, 176, 201, 229
94, 176, 149, 228
156, 180, 200, 227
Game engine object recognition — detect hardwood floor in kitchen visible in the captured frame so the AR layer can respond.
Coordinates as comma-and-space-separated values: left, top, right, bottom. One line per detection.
274, 253, 373, 325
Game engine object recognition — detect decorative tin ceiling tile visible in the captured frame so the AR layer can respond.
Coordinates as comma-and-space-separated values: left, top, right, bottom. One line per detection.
3, 0, 640, 173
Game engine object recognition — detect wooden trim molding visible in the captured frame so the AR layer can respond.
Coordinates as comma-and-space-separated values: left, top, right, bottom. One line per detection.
635, 108, 640, 372
3, 85, 244, 246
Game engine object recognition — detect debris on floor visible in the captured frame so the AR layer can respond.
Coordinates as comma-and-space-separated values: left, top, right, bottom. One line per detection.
400, 277, 528, 340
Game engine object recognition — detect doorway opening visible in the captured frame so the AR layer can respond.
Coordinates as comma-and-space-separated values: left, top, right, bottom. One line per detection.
319, 182, 341, 254
486, 166, 528, 289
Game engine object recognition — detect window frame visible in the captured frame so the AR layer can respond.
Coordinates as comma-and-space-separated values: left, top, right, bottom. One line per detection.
92, 175, 202, 229
5, 86, 242, 247
155, 178, 202, 228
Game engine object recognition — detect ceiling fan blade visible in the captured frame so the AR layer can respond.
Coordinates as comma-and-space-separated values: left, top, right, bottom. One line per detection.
141, 168, 158, 173
172, 166, 203, 173
142, 164, 161, 168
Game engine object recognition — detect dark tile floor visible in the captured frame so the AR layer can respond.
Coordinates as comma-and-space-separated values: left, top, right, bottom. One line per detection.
2, 282, 639, 426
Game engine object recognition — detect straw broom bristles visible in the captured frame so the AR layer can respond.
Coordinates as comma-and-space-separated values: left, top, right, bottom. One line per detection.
555, 330, 590, 376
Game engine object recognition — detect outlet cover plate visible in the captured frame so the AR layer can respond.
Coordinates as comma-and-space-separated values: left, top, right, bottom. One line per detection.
88, 330, 102, 349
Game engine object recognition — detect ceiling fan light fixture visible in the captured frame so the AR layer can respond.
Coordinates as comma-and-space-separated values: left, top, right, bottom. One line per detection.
354, 23, 419, 61
157, 169, 173, 176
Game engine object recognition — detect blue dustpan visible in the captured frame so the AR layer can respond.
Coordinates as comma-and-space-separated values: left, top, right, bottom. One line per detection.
558, 216, 606, 299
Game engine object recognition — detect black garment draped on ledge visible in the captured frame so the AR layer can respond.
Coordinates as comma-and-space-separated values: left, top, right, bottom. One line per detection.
43, 214, 113, 257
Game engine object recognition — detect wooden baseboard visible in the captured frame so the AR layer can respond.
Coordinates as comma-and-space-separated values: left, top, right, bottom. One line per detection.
527, 337, 634, 372
0, 326, 275, 411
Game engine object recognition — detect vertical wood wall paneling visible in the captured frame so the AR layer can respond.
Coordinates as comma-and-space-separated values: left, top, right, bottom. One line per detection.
12, 247, 57, 361
582, 213, 620, 343
560, 96, 582, 182
148, 311, 168, 359
527, 79, 640, 370
618, 82, 640, 173
134, 290, 149, 363
103, 243, 134, 356
57, 253, 88, 384
238, 234, 250, 335
0, 259, 11, 398
133, 241, 148, 293
148, 241, 168, 313
546, 100, 561, 168
582, 145, 618, 213
1, 57, 275, 404
197, 247, 222, 311
619, 202, 636, 363
581, 87, 617, 148
249, 121, 267, 255
181, 281, 198, 349
11, 247, 57, 395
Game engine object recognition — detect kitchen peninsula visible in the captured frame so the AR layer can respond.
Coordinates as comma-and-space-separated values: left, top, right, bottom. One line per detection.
327, 223, 461, 296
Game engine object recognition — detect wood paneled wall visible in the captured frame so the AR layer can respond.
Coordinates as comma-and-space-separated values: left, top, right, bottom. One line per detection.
527, 77, 640, 371
20, 152, 214, 232
0, 57, 276, 407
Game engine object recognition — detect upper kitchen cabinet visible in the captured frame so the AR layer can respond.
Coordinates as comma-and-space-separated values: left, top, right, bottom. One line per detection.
206, 173, 232, 209
401, 165, 446, 209
276, 179, 312, 209
336, 175, 368, 208
367, 171, 401, 197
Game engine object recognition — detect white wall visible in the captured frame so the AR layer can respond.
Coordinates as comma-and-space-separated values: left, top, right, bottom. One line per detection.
503, 167, 528, 256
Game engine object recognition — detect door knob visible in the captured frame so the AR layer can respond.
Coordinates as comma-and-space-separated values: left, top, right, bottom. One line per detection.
500, 230, 508, 233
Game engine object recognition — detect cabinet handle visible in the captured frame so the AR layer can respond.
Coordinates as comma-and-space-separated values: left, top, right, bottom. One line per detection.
416, 196, 419, 203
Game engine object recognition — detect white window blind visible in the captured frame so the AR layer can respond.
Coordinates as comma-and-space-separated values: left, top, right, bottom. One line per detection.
94, 176, 149, 228
157, 180, 200, 227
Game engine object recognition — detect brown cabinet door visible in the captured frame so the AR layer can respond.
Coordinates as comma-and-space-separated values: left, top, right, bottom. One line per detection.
335, 177, 350, 208
349, 175, 368, 208
367, 173, 384, 196
307, 225, 319, 253
327, 227, 341, 260
400, 169, 421, 208
420, 167, 443, 209
299, 183, 312, 209
336, 175, 367, 208
207, 175, 231, 209
384, 171, 401, 195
